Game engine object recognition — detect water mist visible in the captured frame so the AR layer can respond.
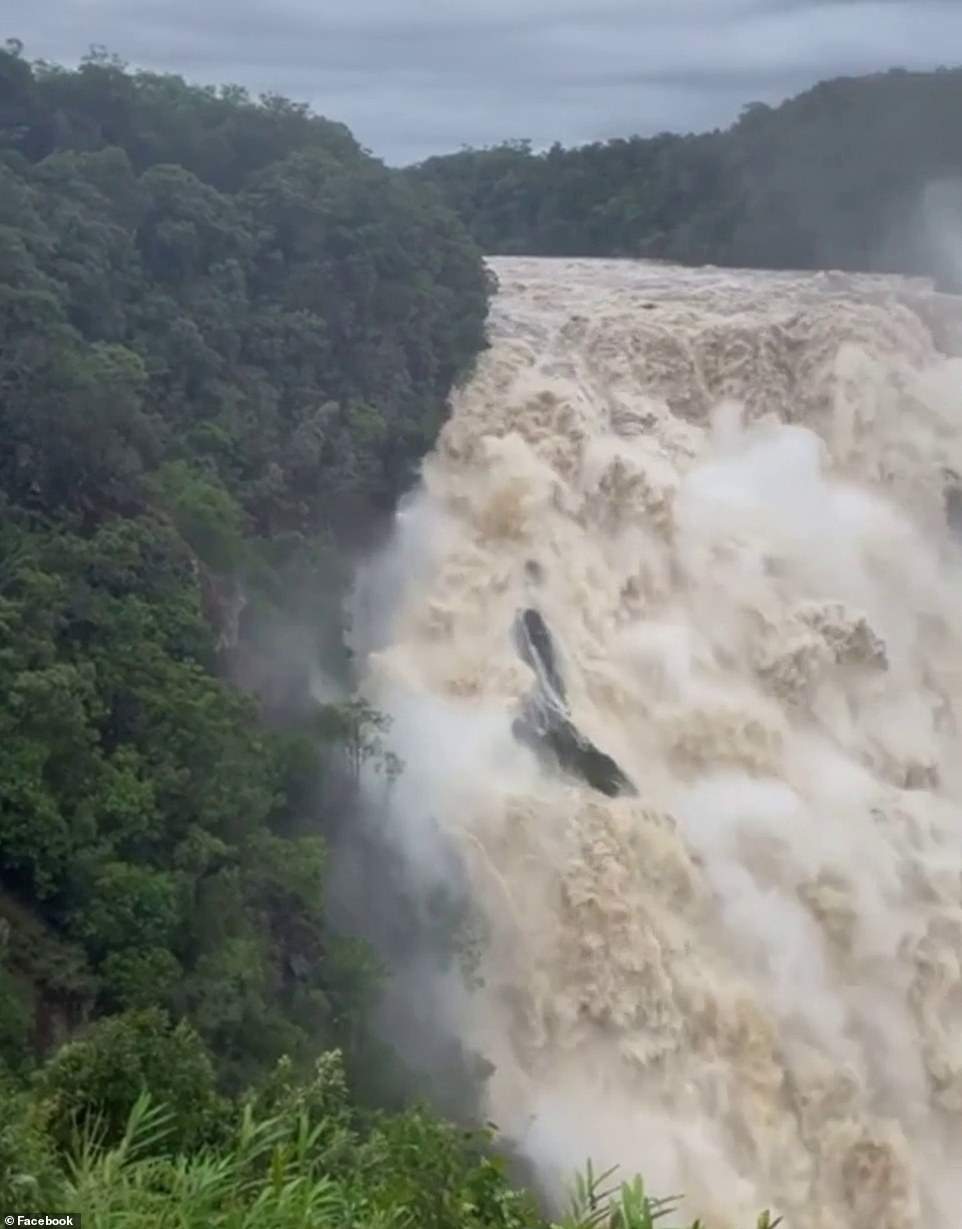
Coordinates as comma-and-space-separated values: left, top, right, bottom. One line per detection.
352, 257, 962, 1228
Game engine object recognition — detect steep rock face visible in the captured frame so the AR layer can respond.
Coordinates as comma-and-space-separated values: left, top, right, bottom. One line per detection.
512, 607, 635, 798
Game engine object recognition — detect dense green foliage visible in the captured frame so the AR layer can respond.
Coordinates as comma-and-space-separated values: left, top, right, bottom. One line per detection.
0, 40, 511, 1214
1, 1046, 549, 1228
0, 40, 490, 1090
411, 67, 962, 286
1, 45, 490, 533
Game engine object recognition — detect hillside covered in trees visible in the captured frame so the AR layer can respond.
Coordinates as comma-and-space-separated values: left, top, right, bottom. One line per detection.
411, 67, 962, 286
0, 41, 561, 1228
0, 33, 493, 1068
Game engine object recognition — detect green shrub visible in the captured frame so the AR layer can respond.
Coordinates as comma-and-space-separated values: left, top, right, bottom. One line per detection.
34, 1008, 227, 1151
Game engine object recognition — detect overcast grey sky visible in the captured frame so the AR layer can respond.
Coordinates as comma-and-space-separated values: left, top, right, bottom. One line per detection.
5, 1, 962, 165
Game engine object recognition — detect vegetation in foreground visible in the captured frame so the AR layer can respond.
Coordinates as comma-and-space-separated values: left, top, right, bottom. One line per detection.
3, 1041, 781, 1228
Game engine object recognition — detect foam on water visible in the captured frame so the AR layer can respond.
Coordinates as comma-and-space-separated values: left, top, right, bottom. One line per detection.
356, 257, 962, 1227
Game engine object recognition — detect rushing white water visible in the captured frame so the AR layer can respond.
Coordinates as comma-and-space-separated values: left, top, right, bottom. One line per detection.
356, 257, 962, 1227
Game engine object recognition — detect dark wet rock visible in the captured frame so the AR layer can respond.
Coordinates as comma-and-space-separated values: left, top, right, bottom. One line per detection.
512, 607, 636, 798
512, 713, 635, 797
515, 607, 566, 707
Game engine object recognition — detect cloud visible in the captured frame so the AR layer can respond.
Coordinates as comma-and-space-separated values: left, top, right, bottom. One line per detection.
4, 0, 961, 163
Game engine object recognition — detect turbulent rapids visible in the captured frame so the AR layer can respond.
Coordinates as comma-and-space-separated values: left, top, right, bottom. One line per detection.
355, 257, 962, 1227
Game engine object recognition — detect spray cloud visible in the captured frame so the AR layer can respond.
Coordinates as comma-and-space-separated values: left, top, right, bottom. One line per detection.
351, 256, 962, 1228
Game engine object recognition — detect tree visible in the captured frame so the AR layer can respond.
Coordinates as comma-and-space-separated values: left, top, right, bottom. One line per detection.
34, 1008, 226, 1150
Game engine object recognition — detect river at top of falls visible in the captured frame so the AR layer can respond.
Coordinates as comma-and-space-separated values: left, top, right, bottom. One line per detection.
353, 256, 962, 1228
